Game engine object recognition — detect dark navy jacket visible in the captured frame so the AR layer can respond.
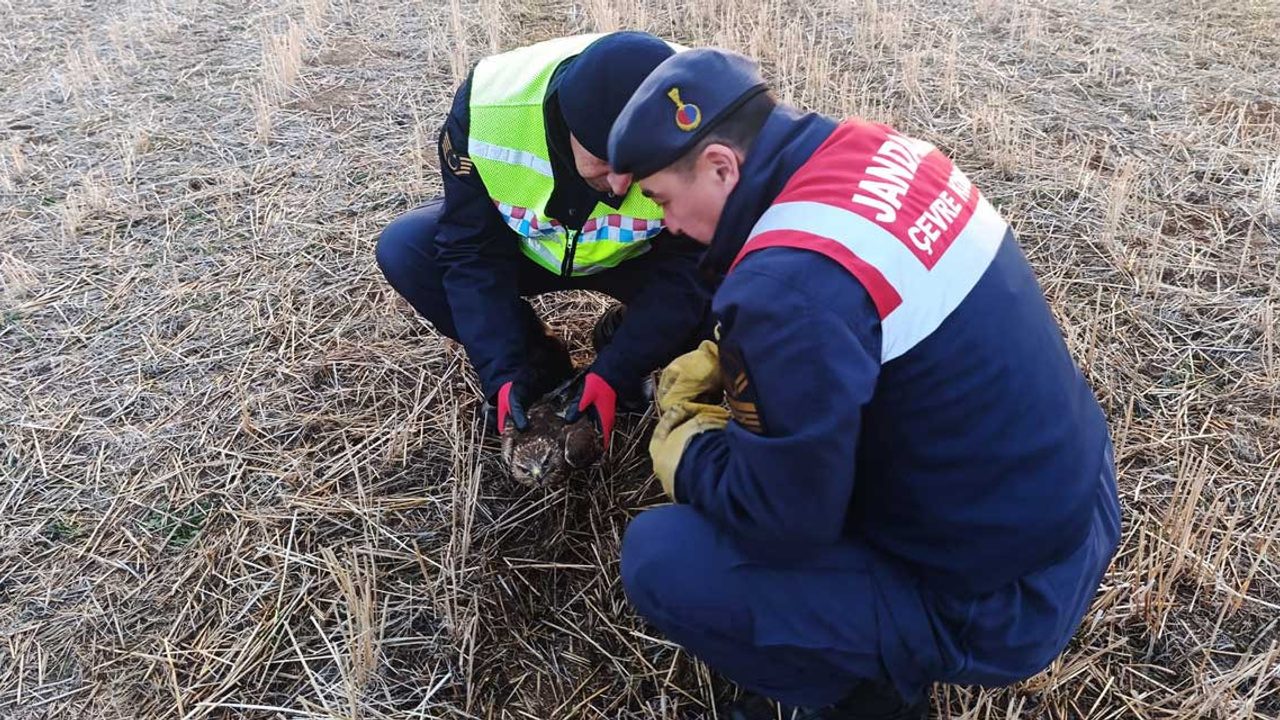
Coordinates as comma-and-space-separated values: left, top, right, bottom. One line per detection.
435, 64, 707, 400
677, 107, 1118, 605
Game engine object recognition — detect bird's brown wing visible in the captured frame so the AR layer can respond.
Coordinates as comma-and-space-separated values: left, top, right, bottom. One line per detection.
562, 418, 603, 469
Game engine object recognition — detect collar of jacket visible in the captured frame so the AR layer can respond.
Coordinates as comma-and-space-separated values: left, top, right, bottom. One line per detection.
542, 57, 625, 231
699, 106, 838, 280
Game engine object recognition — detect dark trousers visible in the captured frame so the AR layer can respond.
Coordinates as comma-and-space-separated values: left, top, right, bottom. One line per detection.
621, 461, 1121, 711
376, 198, 684, 340
621, 505, 897, 708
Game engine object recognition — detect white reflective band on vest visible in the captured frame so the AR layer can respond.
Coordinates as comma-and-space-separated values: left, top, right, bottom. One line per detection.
516, 235, 607, 274
518, 235, 562, 269
467, 138, 555, 178
746, 196, 1007, 362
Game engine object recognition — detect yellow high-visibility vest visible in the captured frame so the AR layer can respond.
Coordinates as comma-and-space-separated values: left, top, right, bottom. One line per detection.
468, 35, 669, 276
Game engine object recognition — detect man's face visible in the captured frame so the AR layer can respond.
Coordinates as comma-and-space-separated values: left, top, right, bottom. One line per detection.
570, 133, 632, 195
633, 144, 741, 245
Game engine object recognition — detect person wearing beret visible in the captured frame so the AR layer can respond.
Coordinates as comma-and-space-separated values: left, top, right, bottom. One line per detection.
376, 33, 712, 443
608, 49, 1122, 719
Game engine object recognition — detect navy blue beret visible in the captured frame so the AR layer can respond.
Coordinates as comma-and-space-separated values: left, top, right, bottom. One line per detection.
608, 48, 767, 177
558, 32, 676, 160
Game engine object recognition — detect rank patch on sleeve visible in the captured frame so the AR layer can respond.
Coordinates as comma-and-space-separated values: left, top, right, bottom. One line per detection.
719, 344, 767, 435
440, 131, 473, 176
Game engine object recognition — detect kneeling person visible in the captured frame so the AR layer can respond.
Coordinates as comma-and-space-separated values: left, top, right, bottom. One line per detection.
376, 33, 712, 447
608, 50, 1122, 718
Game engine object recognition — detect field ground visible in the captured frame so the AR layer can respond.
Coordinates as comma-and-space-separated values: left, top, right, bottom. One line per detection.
2, 0, 1279, 717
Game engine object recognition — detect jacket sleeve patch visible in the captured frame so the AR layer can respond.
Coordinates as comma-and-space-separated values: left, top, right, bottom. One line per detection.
440, 129, 474, 177
719, 344, 767, 435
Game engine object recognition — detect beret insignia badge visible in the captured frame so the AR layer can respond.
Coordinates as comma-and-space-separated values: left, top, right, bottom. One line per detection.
667, 88, 702, 132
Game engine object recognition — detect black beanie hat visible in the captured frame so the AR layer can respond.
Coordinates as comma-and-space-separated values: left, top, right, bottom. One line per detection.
557, 32, 676, 160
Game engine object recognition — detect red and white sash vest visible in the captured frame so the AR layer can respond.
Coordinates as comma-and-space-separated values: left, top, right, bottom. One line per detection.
731, 120, 1010, 363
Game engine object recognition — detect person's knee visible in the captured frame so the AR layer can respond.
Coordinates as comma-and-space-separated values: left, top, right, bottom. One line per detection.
621, 505, 718, 622
374, 227, 401, 280
374, 205, 460, 336
376, 218, 423, 285
376, 205, 442, 284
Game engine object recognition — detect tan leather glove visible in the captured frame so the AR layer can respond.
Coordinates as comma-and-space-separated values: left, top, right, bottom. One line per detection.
656, 340, 724, 414
650, 400, 730, 500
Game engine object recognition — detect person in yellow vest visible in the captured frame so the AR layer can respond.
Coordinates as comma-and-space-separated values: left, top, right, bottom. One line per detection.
377, 33, 712, 443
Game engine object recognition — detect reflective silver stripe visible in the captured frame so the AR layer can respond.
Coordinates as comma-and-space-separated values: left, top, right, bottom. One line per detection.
519, 238, 610, 276
573, 243, 652, 274
747, 198, 1006, 362
518, 245, 650, 276
520, 236, 562, 269
468, 139, 554, 178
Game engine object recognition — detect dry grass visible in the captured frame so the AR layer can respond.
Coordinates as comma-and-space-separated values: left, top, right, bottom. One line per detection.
2, 0, 1279, 718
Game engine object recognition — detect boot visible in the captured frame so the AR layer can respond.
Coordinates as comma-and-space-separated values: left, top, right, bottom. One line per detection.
724, 693, 827, 720
722, 682, 929, 720
591, 303, 627, 354
524, 325, 575, 400
617, 374, 655, 414
590, 303, 653, 414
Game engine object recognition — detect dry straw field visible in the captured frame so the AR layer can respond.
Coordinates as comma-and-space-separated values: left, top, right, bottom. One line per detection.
2, 0, 1279, 718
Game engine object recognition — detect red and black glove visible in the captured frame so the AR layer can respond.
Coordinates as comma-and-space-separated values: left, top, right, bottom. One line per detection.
565, 372, 618, 450
496, 379, 532, 432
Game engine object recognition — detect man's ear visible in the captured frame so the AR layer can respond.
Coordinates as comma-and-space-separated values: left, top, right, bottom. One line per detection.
702, 143, 740, 187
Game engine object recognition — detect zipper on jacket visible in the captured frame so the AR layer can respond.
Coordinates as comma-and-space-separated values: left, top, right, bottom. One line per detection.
560, 229, 582, 276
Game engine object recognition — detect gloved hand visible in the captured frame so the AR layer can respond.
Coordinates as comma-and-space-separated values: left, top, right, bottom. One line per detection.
650, 400, 730, 500
496, 378, 534, 433
565, 372, 618, 450
656, 340, 724, 413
